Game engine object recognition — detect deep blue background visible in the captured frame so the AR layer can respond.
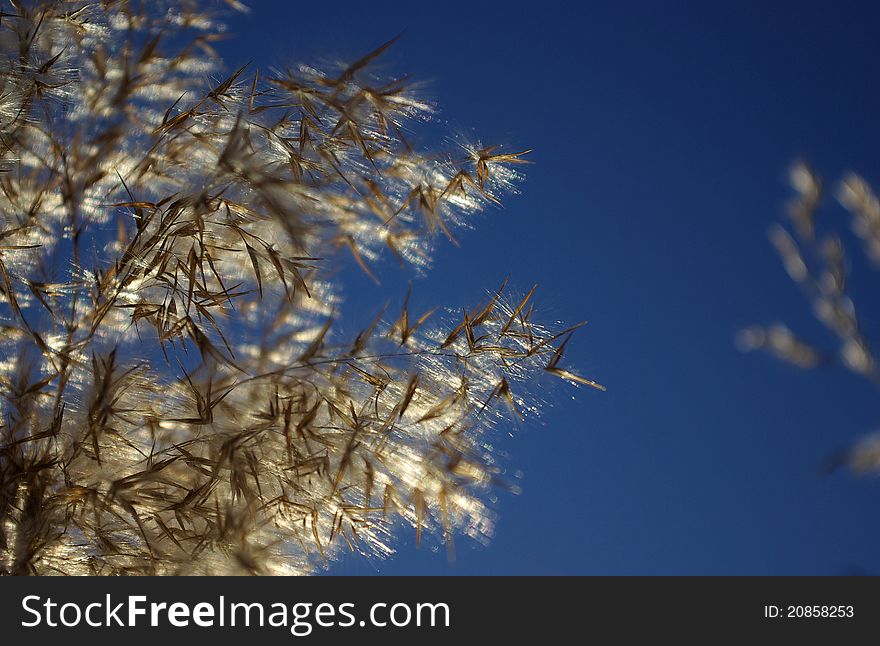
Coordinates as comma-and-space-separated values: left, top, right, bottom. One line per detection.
220, 1, 880, 574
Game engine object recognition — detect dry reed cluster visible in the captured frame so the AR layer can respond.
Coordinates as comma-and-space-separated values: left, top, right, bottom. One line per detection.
0, 1, 598, 574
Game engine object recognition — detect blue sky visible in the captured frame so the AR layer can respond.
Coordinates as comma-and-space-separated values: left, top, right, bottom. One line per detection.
221, 0, 880, 574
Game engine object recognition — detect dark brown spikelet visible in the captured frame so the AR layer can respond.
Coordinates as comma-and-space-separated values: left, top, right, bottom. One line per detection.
0, 0, 597, 575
